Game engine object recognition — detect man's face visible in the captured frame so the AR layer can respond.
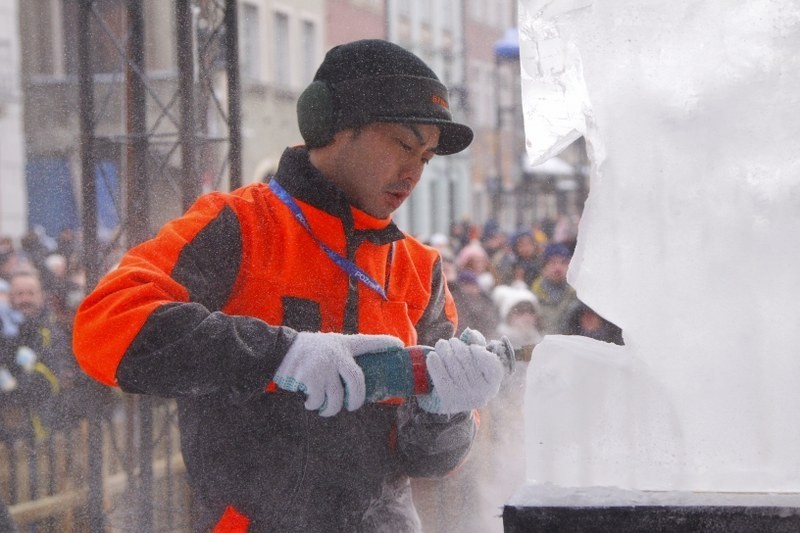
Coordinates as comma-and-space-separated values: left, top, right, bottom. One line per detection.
10, 274, 44, 319
327, 122, 440, 219
541, 255, 570, 285
515, 235, 538, 258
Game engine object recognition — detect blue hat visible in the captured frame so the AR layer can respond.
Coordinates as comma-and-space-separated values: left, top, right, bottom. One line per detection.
542, 243, 572, 263
457, 270, 479, 285
510, 229, 533, 249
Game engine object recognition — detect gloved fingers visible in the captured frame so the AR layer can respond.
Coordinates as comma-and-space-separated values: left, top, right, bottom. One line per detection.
338, 358, 366, 411
345, 334, 405, 355
425, 338, 506, 414
466, 344, 504, 382
467, 345, 505, 396
428, 342, 471, 392
434, 338, 456, 360
459, 328, 487, 346
317, 378, 345, 417
434, 338, 472, 383
304, 381, 328, 413
425, 348, 447, 384
445, 337, 474, 360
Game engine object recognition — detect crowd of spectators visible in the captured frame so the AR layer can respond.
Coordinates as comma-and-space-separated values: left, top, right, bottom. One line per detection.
430, 215, 623, 352
0, 227, 114, 447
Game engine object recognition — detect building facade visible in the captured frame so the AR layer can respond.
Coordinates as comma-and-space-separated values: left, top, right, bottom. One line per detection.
0, 0, 26, 238
17, 0, 325, 239
13, 0, 568, 245
238, 0, 325, 182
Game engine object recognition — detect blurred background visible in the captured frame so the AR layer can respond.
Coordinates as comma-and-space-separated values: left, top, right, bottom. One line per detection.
1, 0, 589, 246
0, 1, 597, 531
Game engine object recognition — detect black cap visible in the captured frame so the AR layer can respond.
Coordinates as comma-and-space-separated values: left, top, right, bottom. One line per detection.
312, 39, 473, 155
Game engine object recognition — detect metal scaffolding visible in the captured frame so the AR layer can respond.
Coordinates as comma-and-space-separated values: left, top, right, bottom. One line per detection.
76, 0, 241, 529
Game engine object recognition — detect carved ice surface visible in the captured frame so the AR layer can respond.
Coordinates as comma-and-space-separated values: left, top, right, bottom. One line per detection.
520, 0, 800, 492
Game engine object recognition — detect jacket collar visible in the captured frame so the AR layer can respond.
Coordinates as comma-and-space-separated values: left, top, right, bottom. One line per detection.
273, 146, 405, 245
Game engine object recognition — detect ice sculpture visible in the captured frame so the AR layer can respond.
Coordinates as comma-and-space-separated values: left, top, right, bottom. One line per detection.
519, 0, 800, 491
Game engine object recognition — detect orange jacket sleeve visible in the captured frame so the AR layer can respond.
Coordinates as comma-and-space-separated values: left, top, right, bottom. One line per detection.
73, 192, 295, 396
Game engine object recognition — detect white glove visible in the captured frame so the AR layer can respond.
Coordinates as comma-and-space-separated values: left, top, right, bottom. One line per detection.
274, 332, 404, 417
418, 329, 505, 414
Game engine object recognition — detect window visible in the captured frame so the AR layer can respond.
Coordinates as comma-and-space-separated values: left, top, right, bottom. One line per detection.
62, 0, 127, 76
273, 11, 290, 86
300, 20, 316, 85
241, 3, 260, 81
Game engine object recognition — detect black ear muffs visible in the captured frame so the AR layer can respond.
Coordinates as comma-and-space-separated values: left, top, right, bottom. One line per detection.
297, 81, 336, 147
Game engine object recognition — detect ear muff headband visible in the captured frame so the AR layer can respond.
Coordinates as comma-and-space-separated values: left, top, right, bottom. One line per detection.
297, 80, 336, 147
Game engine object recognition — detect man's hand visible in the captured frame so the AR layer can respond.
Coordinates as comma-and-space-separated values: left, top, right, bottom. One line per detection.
274, 332, 404, 417
418, 330, 505, 414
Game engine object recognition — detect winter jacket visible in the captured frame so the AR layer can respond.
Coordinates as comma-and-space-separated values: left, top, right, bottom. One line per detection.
530, 276, 578, 336
15, 309, 75, 383
0, 315, 62, 441
73, 147, 476, 532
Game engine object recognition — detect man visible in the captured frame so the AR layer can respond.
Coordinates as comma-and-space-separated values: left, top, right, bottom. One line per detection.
1, 271, 64, 440
73, 40, 505, 531
530, 242, 578, 335
9, 270, 75, 381
11, 270, 114, 432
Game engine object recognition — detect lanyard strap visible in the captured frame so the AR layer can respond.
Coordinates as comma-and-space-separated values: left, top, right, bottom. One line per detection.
269, 180, 388, 300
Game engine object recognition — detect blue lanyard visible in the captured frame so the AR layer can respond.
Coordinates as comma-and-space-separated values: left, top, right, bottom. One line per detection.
269, 179, 388, 300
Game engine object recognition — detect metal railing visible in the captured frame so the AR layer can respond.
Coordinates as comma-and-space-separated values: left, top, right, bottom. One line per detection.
4, 399, 188, 532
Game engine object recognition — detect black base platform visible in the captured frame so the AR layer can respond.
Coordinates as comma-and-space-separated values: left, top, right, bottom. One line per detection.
503, 484, 800, 532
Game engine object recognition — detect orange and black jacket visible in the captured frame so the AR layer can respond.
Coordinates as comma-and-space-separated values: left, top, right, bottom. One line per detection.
73, 147, 477, 532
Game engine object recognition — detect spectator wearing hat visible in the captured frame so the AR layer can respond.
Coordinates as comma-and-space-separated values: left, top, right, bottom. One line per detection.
1, 271, 63, 442
480, 220, 508, 265
74, 39, 505, 531
530, 243, 578, 335
492, 284, 543, 356
496, 229, 544, 288
9, 271, 74, 383
456, 239, 497, 294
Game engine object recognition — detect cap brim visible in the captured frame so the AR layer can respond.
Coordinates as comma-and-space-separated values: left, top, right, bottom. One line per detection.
374, 116, 474, 155
435, 121, 474, 155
